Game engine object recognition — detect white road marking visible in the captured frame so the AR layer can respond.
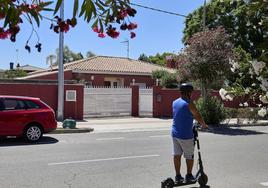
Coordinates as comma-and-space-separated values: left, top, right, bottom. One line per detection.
96, 137, 124, 141
92, 128, 170, 133
48, 154, 160, 166
149, 135, 170, 138
260, 182, 268, 186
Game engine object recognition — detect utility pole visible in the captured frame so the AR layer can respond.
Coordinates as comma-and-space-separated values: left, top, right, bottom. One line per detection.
16, 49, 19, 65
57, 0, 64, 121
121, 39, 129, 58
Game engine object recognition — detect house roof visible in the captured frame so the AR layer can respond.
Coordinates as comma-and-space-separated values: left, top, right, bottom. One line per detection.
64, 56, 176, 75
23, 56, 176, 79
18, 64, 45, 72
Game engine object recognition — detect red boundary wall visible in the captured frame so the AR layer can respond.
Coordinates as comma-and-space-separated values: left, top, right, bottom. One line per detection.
0, 82, 84, 120
153, 86, 243, 118
0, 82, 247, 120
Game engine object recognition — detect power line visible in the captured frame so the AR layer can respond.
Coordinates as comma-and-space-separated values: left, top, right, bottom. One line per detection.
130, 3, 187, 18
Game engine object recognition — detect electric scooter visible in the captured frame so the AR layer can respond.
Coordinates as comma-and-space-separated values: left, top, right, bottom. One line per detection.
161, 125, 208, 188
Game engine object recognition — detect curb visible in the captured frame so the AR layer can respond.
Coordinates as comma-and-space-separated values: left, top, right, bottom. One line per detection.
50, 128, 94, 134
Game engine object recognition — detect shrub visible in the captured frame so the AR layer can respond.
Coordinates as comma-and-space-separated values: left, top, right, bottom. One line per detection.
225, 107, 261, 124
160, 73, 178, 88
196, 96, 226, 125
151, 70, 169, 80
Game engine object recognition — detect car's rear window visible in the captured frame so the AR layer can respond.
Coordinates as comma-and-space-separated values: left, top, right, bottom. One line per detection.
24, 100, 40, 109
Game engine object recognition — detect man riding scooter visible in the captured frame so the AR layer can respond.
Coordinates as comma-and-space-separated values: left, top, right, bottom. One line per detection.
171, 83, 208, 184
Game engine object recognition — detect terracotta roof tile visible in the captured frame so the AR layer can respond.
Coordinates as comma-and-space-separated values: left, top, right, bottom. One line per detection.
21, 56, 176, 79
64, 56, 176, 74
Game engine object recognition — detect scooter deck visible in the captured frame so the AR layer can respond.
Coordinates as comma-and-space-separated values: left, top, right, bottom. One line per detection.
174, 180, 197, 186
161, 178, 197, 188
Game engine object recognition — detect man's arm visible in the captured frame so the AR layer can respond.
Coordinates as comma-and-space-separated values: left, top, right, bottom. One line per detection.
188, 102, 208, 129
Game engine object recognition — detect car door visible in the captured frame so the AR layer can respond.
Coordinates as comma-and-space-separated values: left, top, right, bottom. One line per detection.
0, 98, 6, 135
0, 98, 28, 136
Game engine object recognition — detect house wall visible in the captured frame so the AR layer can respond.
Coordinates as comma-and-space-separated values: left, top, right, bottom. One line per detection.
153, 86, 243, 118
27, 70, 156, 87
0, 82, 84, 120
72, 73, 155, 87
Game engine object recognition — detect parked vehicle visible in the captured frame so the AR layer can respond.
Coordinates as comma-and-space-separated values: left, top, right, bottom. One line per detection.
0, 95, 57, 142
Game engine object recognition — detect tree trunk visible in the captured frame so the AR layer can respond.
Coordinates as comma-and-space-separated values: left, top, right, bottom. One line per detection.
201, 79, 207, 101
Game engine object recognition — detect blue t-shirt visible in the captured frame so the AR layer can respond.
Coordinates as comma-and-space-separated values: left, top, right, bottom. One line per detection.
172, 98, 194, 139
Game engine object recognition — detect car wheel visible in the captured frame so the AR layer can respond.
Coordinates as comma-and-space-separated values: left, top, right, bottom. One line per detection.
24, 125, 43, 142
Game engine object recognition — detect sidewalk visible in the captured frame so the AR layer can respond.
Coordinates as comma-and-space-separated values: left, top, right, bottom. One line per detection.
52, 117, 268, 134
53, 117, 172, 134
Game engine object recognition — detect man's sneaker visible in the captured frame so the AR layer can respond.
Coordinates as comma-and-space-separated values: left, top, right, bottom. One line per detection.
185, 174, 196, 183
175, 174, 184, 184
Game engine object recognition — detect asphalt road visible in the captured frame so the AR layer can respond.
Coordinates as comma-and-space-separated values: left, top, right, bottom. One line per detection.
1, 126, 268, 188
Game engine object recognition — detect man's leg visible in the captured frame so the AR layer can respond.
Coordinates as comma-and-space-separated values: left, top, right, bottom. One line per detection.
172, 137, 184, 182
186, 159, 194, 174
174, 155, 182, 175
182, 139, 195, 182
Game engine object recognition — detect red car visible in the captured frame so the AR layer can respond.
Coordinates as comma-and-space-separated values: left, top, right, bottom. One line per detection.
0, 95, 57, 142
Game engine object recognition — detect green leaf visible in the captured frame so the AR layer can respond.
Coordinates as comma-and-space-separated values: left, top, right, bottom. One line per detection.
73, 0, 79, 18
89, 0, 96, 17
92, 18, 99, 28
86, 9, 93, 22
30, 10, 40, 27
42, 8, 54, 12
105, 0, 113, 5
54, 0, 63, 15
105, 9, 110, 26
95, 1, 105, 11
79, 1, 87, 17
98, 0, 108, 7
99, 18, 104, 32
4, 7, 13, 27
41, 1, 53, 7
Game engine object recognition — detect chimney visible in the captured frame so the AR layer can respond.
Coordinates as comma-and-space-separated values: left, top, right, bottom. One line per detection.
10, 62, 14, 70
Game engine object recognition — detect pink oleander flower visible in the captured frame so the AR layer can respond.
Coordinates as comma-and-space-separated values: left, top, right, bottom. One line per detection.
127, 22, 138, 30
0, 28, 11, 39
118, 9, 128, 19
98, 33, 106, 38
106, 27, 120, 38
93, 27, 100, 33
130, 32, 136, 39
59, 22, 69, 33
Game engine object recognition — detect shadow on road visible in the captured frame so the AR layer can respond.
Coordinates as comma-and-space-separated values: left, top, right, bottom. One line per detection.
0, 136, 59, 147
202, 126, 266, 136
190, 186, 210, 188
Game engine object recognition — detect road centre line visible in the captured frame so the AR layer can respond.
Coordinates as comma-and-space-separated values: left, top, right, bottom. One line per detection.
260, 182, 268, 186
96, 137, 124, 141
48, 154, 160, 166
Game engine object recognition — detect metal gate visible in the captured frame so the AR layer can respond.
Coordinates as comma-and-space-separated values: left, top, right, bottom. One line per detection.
139, 88, 153, 116
84, 86, 132, 117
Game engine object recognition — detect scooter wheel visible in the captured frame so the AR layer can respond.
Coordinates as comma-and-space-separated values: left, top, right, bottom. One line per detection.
162, 178, 174, 188
198, 173, 208, 186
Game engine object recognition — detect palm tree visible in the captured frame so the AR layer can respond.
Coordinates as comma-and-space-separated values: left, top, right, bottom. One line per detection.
46, 55, 56, 70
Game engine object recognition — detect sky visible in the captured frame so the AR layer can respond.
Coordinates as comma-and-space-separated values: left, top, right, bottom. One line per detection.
0, 0, 204, 70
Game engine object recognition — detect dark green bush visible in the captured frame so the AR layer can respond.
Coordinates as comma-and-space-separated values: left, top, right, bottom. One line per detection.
151, 70, 169, 80
160, 73, 178, 88
196, 96, 226, 125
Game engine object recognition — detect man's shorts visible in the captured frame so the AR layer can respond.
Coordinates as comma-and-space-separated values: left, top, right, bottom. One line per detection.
172, 137, 194, 159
